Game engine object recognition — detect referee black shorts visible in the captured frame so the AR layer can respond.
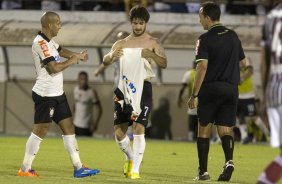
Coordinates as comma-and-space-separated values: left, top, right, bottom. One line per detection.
32, 91, 72, 124
198, 81, 238, 127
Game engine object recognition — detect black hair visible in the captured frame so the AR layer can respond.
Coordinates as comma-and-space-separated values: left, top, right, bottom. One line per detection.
129, 5, 150, 23
79, 71, 88, 78
201, 2, 221, 21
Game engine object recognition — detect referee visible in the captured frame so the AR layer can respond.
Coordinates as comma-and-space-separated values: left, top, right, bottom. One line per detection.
188, 2, 247, 181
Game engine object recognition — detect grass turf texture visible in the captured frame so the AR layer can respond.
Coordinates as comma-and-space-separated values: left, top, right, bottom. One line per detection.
0, 137, 279, 184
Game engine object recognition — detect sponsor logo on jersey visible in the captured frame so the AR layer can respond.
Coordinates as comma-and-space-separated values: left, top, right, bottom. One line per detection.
54, 55, 61, 62
122, 75, 136, 93
38, 40, 51, 57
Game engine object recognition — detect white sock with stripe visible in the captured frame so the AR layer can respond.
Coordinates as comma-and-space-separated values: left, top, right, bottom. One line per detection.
62, 134, 83, 170
132, 134, 146, 174
22, 133, 42, 172
116, 135, 133, 160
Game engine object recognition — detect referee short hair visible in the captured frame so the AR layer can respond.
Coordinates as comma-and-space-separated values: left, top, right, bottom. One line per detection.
201, 2, 221, 21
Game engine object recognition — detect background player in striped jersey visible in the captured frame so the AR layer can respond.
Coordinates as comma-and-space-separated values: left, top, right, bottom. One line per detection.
257, 1, 282, 183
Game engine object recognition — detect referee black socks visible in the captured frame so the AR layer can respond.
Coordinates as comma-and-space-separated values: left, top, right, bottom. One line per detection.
221, 135, 234, 163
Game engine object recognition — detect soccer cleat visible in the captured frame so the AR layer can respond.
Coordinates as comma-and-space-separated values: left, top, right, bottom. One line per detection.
123, 160, 133, 178
193, 172, 210, 181
18, 168, 39, 177
218, 160, 234, 181
131, 172, 141, 179
74, 165, 100, 178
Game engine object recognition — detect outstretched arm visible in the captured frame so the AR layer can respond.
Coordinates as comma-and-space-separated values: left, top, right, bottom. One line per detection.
46, 55, 80, 74
103, 40, 123, 66
60, 47, 88, 61
94, 63, 107, 77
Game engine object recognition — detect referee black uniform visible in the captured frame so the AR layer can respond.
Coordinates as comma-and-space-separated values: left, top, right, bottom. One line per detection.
196, 24, 245, 126
189, 2, 246, 182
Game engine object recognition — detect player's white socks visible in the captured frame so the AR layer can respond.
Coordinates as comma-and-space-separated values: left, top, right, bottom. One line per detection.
22, 133, 42, 172
116, 135, 133, 160
62, 134, 83, 170
255, 117, 270, 137
132, 134, 146, 173
239, 124, 248, 140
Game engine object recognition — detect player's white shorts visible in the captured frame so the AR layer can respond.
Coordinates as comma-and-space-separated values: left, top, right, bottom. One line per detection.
267, 106, 282, 148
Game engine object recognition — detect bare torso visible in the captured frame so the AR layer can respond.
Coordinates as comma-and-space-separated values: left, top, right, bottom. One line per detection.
116, 32, 156, 50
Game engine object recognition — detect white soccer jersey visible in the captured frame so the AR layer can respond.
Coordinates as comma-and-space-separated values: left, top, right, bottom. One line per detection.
32, 32, 64, 97
73, 86, 98, 128
264, 4, 282, 107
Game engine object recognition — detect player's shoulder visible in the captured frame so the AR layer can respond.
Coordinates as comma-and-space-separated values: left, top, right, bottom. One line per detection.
33, 34, 43, 45
148, 34, 159, 43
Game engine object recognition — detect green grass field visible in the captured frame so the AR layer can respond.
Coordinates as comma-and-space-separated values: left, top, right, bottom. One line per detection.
0, 136, 279, 184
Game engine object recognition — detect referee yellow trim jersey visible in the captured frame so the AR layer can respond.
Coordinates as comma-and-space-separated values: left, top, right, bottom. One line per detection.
238, 77, 254, 94
238, 67, 255, 94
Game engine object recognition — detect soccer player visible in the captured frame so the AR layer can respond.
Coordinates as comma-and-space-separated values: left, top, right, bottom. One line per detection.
257, 1, 282, 183
178, 61, 198, 141
237, 57, 269, 144
73, 71, 103, 136
95, 31, 130, 87
188, 2, 247, 181
17, 11, 99, 177
103, 5, 167, 179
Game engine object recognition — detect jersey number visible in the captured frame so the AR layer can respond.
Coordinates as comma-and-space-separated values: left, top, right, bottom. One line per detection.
144, 106, 149, 116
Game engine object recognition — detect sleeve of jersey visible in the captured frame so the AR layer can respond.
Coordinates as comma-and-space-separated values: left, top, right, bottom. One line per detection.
34, 40, 55, 65
195, 36, 208, 63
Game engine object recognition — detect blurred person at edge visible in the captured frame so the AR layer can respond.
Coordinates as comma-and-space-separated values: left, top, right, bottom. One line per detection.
257, 0, 282, 183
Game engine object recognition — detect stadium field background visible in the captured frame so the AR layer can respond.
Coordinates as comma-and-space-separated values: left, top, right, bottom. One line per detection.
0, 137, 278, 184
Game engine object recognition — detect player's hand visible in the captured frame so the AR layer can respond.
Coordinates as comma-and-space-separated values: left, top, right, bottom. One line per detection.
188, 96, 198, 109
141, 49, 153, 59
77, 50, 88, 62
111, 47, 123, 59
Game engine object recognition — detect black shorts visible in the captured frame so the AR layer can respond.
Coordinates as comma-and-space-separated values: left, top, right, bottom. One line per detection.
188, 114, 198, 131
237, 98, 257, 116
75, 126, 92, 137
114, 81, 152, 127
32, 91, 72, 124
198, 82, 238, 127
